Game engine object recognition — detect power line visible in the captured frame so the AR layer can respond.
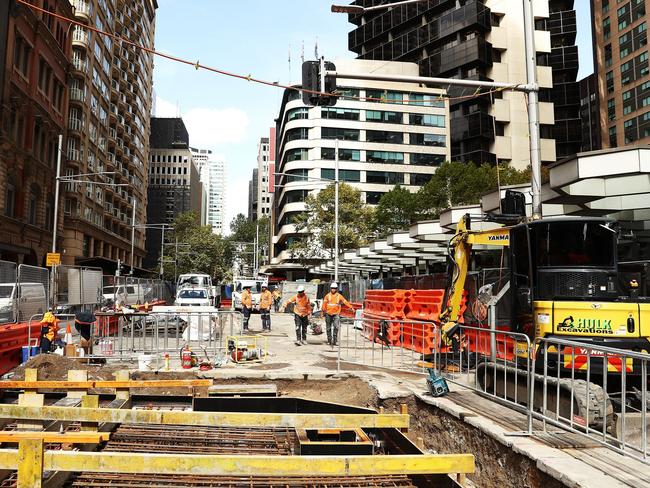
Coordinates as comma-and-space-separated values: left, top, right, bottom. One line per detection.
19, 0, 511, 105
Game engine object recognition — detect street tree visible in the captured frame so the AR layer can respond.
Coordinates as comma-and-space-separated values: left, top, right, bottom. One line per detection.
417, 161, 530, 219
160, 211, 234, 282
228, 213, 270, 274
374, 185, 420, 237
289, 183, 375, 262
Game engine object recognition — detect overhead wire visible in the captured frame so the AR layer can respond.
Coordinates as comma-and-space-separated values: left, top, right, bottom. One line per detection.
19, 0, 517, 106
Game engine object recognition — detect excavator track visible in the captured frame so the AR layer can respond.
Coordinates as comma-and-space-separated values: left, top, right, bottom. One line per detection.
476, 361, 614, 429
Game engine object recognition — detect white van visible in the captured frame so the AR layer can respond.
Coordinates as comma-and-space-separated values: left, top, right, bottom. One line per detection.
0, 282, 48, 323
102, 284, 145, 306
177, 274, 216, 305
174, 287, 211, 307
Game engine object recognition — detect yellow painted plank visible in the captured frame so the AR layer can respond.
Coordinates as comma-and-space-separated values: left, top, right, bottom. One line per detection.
17, 439, 42, 488
45, 452, 475, 476
0, 432, 109, 443
0, 380, 211, 389
0, 405, 409, 429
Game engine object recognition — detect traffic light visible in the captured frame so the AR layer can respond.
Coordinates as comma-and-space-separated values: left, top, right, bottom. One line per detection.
301, 60, 337, 106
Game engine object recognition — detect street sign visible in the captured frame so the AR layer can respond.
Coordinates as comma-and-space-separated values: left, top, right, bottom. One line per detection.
46, 253, 61, 266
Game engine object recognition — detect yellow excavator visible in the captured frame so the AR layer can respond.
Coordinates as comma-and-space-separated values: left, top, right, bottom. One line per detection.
438, 197, 650, 426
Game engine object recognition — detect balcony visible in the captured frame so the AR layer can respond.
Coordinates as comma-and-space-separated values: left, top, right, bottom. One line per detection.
71, 55, 87, 73
68, 117, 84, 133
72, 0, 91, 22
71, 27, 89, 48
109, 104, 118, 119
67, 148, 81, 162
69, 87, 86, 104
108, 128, 117, 140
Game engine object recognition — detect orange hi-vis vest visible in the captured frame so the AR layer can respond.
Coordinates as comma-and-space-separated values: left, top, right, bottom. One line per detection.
241, 289, 253, 308
322, 291, 353, 316
286, 293, 312, 317
259, 290, 273, 310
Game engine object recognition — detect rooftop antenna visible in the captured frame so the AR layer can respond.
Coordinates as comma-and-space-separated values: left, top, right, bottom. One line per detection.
314, 37, 319, 60
288, 43, 291, 83
300, 41, 305, 64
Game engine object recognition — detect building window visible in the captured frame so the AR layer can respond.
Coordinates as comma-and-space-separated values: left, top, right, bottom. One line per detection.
321, 169, 361, 182
607, 98, 616, 121
13, 36, 31, 77
4, 180, 15, 217
618, 4, 630, 31
408, 93, 445, 107
287, 107, 308, 121
366, 110, 403, 124
285, 148, 308, 162
367, 130, 404, 144
410, 153, 445, 166
365, 192, 384, 204
609, 126, 617, 147
605, 44, 613, 67
603, 17, 611, 40
321, 148, 360, 161
409, 133, 446, 146
367, 151, 404, 164
321, 127, 359, 141
410, 173, 433, 186
321, 107, 360, 120
285, 127, 308, 142
28, 186, 39, 225
410, 113, 446, 127
366, 90, 403, 103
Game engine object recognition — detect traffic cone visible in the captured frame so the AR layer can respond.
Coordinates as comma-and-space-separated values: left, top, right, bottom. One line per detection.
64, 324, 73, 344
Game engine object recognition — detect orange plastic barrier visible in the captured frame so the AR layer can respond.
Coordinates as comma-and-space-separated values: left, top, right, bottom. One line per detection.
0, 321, 42, 376
363, 290, 411, 320
341, 302, 362, 318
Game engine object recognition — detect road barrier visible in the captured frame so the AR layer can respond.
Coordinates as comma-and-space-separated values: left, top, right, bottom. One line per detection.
91, 310, 243, 363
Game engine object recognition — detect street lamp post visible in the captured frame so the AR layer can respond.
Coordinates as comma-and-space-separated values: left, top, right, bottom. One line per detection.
331, 0, 543, 218
130, 200, 136, 274
334, 139, 339, 282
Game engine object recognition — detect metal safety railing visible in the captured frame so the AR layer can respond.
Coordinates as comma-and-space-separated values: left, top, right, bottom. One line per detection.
337, 315, 441, 375
532, 336, 649, 463
91, 310, 243, 361
337, 312, 650, 464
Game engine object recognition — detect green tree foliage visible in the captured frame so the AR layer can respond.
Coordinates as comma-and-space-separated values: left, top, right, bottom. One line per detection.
160, 211, 234, 282
416, 161, 530, 220
228, 214, 270, 272
289, 183, 375, 262
373, 185, 420, 237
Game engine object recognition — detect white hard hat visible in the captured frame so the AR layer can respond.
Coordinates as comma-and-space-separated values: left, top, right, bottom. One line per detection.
330, 282, 338, 288
297, 285, 305, 292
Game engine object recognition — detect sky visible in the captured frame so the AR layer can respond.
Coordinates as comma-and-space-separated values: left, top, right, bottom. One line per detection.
152, 1, 594, 233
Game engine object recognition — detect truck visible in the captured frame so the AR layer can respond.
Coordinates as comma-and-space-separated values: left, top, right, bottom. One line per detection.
232, 277, 268, 312
176, 274, 217, 306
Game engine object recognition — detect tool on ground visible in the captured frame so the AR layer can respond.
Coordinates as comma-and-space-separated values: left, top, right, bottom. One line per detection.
426, 368, 449, 397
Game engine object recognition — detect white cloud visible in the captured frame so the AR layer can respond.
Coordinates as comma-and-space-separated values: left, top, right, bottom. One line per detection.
154, 95, 178, 117
183, 107, 250, 148
154, 96, 250, 149
223, 175, 250, 235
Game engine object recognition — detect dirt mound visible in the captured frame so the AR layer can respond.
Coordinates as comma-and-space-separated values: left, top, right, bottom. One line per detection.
11, 354, 89, 380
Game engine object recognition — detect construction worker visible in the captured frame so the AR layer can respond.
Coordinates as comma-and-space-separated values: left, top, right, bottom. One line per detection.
282, 285, 312, 346
272, 287, 282, 312
322, 282, 354, 346
39, 311, 59, 353
259, 284, 273, 331
241, 284, 252, 331
74, 311, 96, 355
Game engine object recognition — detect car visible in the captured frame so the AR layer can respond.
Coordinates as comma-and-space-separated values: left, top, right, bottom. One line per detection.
174, 287, 212, 307
102, 284, 146, 306
176, 274, 217, 305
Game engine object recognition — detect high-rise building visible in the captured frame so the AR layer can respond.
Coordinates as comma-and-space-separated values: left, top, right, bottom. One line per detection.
0, 0, 73, 265
346, 0, 580, 166
192, 147, 227, 235
592, 0, 650, 148
256, 136, 271, 218
248, 168, 258, 221
63, 0, 157, 270
190, 147, 211, 226
579, 73, 602, 152
270, 59, 450, 278
145, 117, 202, 269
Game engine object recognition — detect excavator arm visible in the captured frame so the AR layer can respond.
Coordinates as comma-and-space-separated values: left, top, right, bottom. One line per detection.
439, 214, 510, 345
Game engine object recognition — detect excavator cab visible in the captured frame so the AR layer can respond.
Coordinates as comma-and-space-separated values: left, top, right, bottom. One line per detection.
508, 218, 620, 338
